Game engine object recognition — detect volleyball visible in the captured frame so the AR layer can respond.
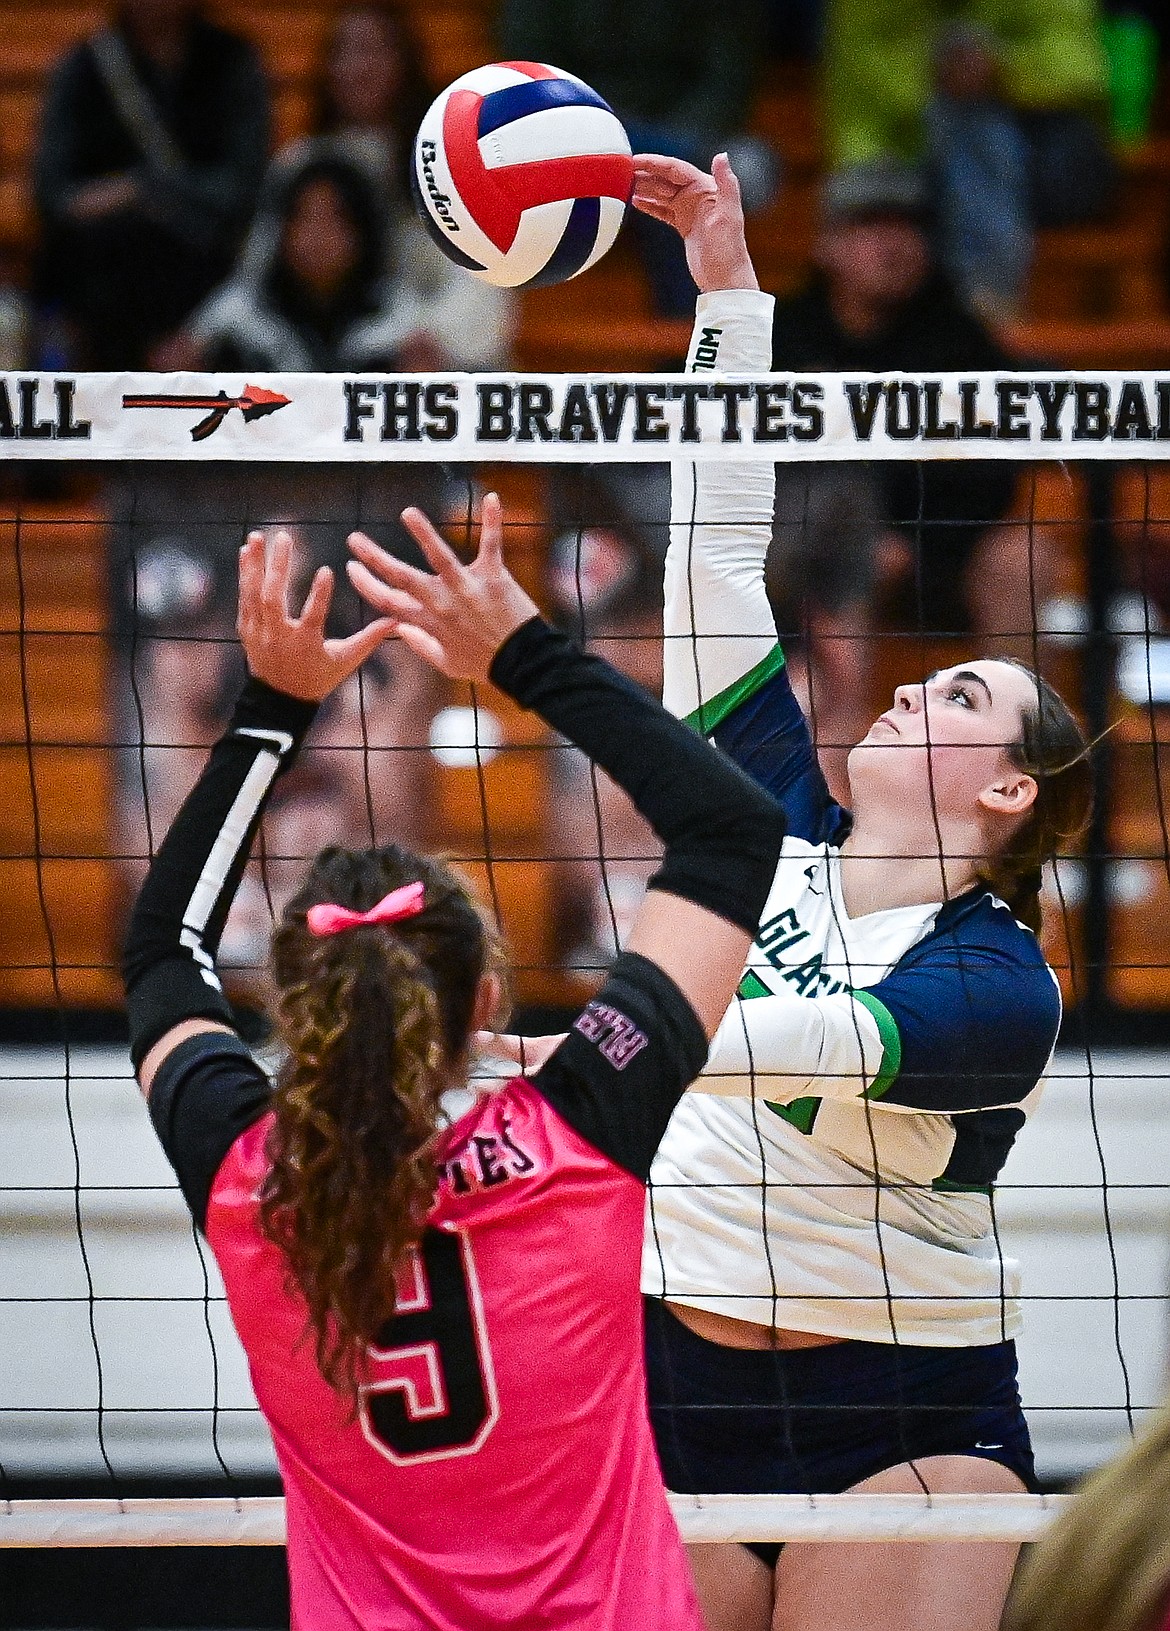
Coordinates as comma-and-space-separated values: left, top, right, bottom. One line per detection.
411, 62, 634, 289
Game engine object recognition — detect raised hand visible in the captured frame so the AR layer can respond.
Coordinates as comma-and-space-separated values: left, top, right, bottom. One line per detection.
237, 529, 395, 702
631, 152, 758, 295
346, 492, 539, 683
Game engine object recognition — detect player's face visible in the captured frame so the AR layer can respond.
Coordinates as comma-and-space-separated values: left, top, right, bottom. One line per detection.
848, 659, 1040, 826
820, 216, 930, 308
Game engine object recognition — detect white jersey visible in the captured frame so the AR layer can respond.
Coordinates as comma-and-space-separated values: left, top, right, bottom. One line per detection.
642, 291, 1060, 1347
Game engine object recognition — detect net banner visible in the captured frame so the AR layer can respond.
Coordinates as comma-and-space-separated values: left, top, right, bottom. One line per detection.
1, 370, 1169, 461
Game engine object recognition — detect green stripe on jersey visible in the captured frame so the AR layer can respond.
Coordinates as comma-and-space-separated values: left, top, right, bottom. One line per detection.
769, 1096, 822, 1135
683, 643, 787, 736
853, 990, 902, 1098
932, 1175, 993, 1197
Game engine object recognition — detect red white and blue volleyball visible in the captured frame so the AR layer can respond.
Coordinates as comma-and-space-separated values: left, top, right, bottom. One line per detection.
412, 62, 634, 289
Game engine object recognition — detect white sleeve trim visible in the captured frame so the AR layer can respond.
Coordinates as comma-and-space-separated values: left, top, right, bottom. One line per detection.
663, 290, 780, 724
182, 749, 282, 938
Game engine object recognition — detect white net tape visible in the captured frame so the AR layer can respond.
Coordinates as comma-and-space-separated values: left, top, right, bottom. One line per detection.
2, 369, 1168, 462
0, 1493, 1074, 1548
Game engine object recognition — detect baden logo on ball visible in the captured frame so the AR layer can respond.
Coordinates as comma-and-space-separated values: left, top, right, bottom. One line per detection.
411, 62, 634, 289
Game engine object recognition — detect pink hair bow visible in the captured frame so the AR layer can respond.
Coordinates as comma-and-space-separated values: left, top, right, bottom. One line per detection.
306, 880, 425, 938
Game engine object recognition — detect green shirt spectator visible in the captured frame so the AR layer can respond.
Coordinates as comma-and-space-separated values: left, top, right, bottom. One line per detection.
825, 0, 1109, 167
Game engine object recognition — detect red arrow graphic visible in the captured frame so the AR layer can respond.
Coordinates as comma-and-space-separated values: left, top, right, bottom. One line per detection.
122, 384, 292, 441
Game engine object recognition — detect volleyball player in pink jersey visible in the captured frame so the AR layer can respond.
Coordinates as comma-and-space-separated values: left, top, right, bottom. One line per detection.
121, 491, 785, 1629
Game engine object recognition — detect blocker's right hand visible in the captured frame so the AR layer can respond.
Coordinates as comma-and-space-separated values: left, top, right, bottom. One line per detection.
631, 152, 758, 295
347, 492, 539, 683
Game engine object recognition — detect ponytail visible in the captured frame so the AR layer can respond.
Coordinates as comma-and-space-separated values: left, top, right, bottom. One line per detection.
979, 664, 1095, 935
260, 846, 505, 1404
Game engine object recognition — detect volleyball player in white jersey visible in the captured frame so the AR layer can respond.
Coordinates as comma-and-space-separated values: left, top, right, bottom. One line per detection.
492, 155, 1093, 1631
637, 154, 1093, 1631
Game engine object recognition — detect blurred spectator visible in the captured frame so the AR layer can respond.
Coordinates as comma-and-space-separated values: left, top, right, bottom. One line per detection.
498, 0, 777, 316
160, 2, 513, 374
108, 465, 455, 1004
309, 0, 431, 188
1002, 1400, 1170, 1631
33, 0, 269, 368
767, 465, 882, 801
825, 0, 1114, 275
770, 160, 1051, 786
305, 1, 513, 369
826, 0, 1111, 167
543, 473, 665, 979
925, 22, 1033, 319
171, 137, 511, 372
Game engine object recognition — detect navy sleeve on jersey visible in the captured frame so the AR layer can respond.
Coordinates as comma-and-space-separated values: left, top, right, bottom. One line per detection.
865, 905, 1061, 1113
148, 1030, 272, 1231
711, 664, 846, 844
531, 951, 709, 1182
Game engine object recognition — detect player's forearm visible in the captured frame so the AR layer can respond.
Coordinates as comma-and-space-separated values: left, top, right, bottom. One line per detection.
663, 289, 780, 731
122, 678, 317, 1069
491, 617, 784, 936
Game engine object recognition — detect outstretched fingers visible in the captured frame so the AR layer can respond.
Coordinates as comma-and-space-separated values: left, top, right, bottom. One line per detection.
347, 529, 433, 596
329, 615, 398, 673
634, 152, 709, 190
237, 530, 266, 633
630, 191, 677, 225
261, 528, 294, 618
352, 496, 533, 683
393, 620, 450, 672
475, 492, 503, 572
399, 506, 467, 588
711, 151, 743, 208
296, 564, 334, 630
346, 559, 429, 623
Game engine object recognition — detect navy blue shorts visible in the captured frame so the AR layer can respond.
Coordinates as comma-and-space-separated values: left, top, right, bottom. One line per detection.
644, 1299, 1036, 1569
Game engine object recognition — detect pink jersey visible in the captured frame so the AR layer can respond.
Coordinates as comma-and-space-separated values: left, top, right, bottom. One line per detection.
207, 1077, 705, 1631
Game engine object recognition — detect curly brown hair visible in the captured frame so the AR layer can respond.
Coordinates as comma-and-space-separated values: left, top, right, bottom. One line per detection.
260, 845, 506, 1404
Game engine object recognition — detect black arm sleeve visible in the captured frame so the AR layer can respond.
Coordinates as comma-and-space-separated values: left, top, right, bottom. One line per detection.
122, 677, 318, 1070
149, 1030, 272, 1231
490, 617, 785, 935
531, 951, 709, 1181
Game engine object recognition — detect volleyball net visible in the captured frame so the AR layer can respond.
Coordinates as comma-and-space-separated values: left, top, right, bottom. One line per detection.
3, 365, 1170, 1547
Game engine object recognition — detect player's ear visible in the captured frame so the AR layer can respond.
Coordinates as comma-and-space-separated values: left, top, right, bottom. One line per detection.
978, 770, 1037, 820
471, 971, 504, 1037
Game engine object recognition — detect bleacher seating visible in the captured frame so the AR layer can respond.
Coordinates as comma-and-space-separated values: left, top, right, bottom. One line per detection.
0, 4, 1168, 1013
0, 7, 1163, 363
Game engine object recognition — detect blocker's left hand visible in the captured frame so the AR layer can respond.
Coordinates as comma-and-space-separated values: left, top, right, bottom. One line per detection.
347, 492, 539, 683
238, 529, 395, 702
